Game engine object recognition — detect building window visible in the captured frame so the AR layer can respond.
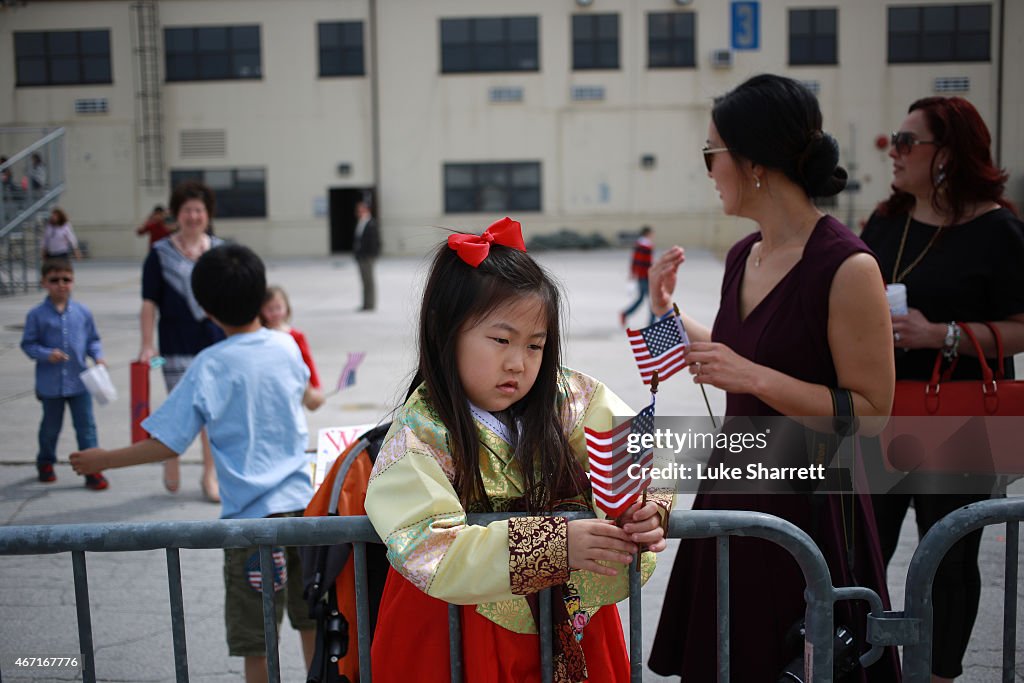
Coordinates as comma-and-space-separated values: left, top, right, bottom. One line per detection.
164, 25, 262, 82
888, 4, 991, 63
440, 17, 539, 73
14, 30, 112, 86
318, 21, 364, 76
573, 14, 619, 70
648, 12, 696, 68
444, 162, 541, 213
170, 168, 267, 218
789, 8, 838, 65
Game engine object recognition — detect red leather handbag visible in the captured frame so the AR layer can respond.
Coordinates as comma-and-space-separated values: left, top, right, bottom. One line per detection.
882, 323, 1024, 474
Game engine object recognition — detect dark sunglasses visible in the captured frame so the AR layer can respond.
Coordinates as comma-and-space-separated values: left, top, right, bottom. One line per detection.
46, 277, 73, 284
702, 145, 730, 172
890, 131, 935, 156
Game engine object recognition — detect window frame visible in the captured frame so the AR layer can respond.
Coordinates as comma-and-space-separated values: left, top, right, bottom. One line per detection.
163, 25, 263, 83
572, 13, 620, 71
647, 11, 697, 69
169, 168, 268, 218
887, 3, 991, 64
444, 162, 542, 214
788, 8, 838, 66
318, 20, 365, 77
439, 16, 540, 74
14, 29, 113, 87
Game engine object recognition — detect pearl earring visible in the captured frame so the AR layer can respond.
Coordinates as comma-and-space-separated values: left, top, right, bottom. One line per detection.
754, 176, 761, 189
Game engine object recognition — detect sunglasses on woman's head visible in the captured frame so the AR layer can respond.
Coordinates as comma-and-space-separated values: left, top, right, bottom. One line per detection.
702, 145, 730, 172
890, 131, 935, 156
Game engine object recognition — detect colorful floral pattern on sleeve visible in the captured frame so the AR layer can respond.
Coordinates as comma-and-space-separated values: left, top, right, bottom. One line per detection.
508, 516, 569, 594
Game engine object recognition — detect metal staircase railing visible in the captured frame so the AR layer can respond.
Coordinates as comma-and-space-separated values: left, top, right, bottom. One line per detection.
0, 127, 66, 295
131, 1, 165, 187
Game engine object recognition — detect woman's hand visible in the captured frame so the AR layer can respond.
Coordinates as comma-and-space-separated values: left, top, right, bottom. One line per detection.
138, 346, 158, 364
686, 341, 762, 394
649, 246, 685, 317
891, 308, 944, 350
620, 501, 667, 552
567, 519, 637, 576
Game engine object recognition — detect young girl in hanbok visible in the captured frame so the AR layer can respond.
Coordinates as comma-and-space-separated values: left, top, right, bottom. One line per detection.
364, 218, 671, 683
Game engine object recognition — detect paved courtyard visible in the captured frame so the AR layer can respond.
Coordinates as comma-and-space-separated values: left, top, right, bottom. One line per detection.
0, 247, 1020, 681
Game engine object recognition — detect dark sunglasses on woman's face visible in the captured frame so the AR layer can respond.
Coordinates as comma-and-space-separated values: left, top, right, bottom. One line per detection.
702, 145, 730, 172
890, 131, 935, 156
46, 277, 73, 284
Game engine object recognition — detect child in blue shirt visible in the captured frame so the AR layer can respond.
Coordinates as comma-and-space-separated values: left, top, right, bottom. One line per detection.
71, 244, 317, 681
21, 258, 108, 490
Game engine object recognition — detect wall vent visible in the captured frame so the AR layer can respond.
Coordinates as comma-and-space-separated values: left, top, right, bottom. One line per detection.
710, 49, 733, 68
570, 85, 605, 101
180, 129, 226, 158
489, 87, 524, 103
799, 80, 821, 96
74, 98, 109, 114
934, 77, 969, 93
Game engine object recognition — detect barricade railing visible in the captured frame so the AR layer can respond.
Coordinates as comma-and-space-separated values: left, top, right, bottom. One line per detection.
866, 496, 1022, 683
0, 509, 900, 683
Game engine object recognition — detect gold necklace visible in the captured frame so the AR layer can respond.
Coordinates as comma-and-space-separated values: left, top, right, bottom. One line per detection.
891, 213, 943, 283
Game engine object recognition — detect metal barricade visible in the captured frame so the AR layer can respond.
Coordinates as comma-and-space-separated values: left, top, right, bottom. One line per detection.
0, 510, 894, 683
865, 497, 1023, 683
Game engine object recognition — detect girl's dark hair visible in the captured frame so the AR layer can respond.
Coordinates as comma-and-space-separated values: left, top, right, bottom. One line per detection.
712, 73, 847, 198
877, 96, 1018, 224
49, 207, 68, 225
407, 240, 584, 512
169, 180, 217, 223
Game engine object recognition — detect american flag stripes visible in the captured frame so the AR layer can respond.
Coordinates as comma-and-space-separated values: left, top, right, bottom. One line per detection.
244, 547, 288, 593
586, 400, 656, 519
627, 315, 689, 384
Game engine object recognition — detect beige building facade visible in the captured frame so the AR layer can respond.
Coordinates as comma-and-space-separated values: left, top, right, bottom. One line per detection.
1, 0, 1021, 258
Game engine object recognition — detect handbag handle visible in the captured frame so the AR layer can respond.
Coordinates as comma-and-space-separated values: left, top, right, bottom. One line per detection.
933, 323, 994, 387
982, 322, 1007, 379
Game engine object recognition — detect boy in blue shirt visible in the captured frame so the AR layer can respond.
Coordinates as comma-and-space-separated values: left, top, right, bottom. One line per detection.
21, 258, 108, 490
71, 244, 316, 682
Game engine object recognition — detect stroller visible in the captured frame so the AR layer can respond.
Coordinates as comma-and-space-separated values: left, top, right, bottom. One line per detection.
302, 423, 392, 683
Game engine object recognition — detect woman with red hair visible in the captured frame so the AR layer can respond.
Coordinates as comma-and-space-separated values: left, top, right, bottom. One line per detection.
862, 96, 1024, 681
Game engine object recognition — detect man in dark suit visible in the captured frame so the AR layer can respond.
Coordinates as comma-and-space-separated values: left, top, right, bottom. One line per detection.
353, 200, 380, 311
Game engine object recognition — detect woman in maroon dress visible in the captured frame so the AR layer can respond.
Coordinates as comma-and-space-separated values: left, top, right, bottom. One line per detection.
647, 75, 901, 681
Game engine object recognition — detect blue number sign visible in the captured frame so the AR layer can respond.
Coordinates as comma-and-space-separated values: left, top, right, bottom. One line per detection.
731, 1, 760, 51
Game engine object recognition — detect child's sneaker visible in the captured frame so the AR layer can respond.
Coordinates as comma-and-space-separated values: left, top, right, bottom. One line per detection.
84, 473, 109, 491
37, 464, 56, 483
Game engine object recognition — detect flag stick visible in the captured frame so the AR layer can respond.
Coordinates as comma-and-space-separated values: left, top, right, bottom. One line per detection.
674, 303, 718, 430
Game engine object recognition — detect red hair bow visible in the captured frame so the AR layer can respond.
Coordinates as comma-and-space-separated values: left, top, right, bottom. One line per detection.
447, 217, 527, 267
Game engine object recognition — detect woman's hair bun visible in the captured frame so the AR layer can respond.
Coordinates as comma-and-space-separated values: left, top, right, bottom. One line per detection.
798, 132, 847, 197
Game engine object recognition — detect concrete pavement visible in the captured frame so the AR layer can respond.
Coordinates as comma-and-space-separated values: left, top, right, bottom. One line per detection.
0, 248, 1020, 681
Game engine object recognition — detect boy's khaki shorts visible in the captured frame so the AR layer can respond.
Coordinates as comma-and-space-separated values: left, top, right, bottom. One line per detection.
223, 517, 316, 657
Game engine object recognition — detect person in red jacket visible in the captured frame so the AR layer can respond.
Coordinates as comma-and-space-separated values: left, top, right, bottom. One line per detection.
136, 205, 174, 248
619, 225, 654, 327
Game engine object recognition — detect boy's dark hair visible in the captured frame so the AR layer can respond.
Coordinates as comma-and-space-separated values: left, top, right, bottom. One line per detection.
640, 226, 653, 237
153, 204, 165, 213
407, 239, 586, 513
712, 73, 847, 198
41, 257, 73, 277
169, 180, 216, 220
192, 244, 266, 326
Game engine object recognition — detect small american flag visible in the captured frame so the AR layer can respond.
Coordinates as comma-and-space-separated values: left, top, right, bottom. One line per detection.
334, 351, 366, 393
627, 315, 688, 384
244, 547, 288, 593
586, 400, 656, 519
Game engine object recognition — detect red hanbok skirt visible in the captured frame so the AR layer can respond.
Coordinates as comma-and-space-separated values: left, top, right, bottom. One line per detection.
370, 568, 630, 682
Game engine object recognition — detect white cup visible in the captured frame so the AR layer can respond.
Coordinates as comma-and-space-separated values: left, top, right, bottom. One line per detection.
886, 283, 908, 316
80, 365, 118, 405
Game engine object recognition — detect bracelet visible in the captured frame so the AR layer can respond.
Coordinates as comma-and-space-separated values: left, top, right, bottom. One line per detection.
942, 322, 961, 361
